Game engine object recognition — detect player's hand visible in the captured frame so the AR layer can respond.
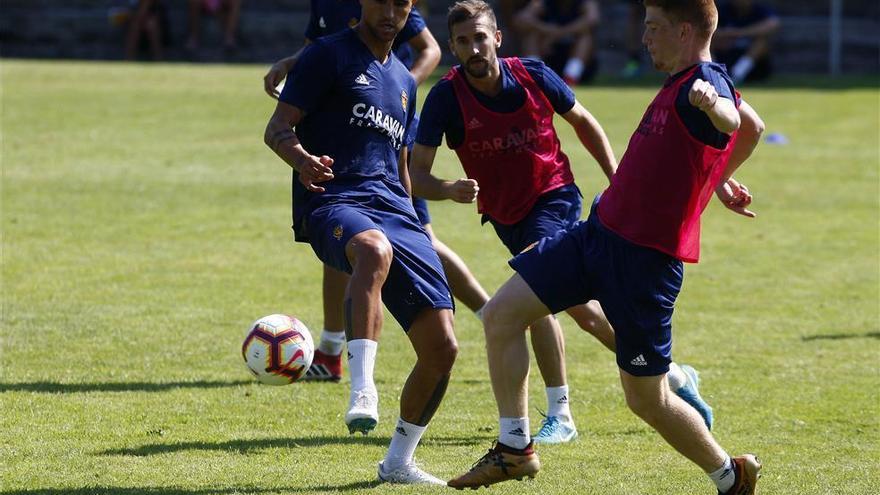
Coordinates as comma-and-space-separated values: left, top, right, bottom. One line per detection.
296, 154, 334, 193
715, 177, 755, 218
689, 79, 719, 112
447, 178, 479, 203
263, 61, 288, 99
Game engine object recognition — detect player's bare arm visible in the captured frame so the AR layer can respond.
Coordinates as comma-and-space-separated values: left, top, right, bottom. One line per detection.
406, 29, 441, 85
263, 41, 310, 99
690, 78, 740, 134
410, 143, 478, 203
715, 100, 765, 218
264, 100, 334, 192
561, 101, 617, 181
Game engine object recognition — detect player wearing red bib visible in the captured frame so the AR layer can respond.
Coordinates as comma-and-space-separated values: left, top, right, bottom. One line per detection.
448, 1, 766, 493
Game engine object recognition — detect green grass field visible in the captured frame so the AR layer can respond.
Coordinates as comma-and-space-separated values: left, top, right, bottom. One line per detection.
2, 60, 878, 494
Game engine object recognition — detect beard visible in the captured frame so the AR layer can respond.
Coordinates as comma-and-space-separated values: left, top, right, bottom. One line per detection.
464, 56, 491, 78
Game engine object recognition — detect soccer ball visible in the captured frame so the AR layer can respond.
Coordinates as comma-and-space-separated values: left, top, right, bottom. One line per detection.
242, 314, 315, 385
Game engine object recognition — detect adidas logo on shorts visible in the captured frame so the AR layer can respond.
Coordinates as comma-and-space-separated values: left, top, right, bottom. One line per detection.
630, 354, 648, 366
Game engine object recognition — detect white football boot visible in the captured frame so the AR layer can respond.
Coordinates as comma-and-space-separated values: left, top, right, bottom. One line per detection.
345, 389, 378, 435
377, 460, 445, 485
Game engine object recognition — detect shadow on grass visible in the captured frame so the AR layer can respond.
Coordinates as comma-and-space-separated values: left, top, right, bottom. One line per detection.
801, 331, 880, 342
0, 380, 253, 394
99, 434, 488, 457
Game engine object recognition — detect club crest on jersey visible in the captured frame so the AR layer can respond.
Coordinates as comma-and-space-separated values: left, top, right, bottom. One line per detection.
348, 18, 358, 28
400, 90, 408, 111
333, 225, 344, 240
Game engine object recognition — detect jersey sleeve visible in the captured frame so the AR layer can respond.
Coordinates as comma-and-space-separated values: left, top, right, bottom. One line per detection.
398, 7, 427, 44
279, 41, 337, 114
675, 63, 738, 148
521, 57, 576, 114
416, 81, 459, 148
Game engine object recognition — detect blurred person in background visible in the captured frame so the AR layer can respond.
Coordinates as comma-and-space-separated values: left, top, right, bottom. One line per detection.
621, 0, 645, 78
185, 0, 242, 55
513, 0, 600, 85
712, 0, 780, 84
123, 0, 170, 61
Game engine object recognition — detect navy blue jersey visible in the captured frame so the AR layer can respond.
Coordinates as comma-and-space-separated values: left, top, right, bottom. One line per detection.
304, 0, 426, 70
417, 57, 575, 148
671, 62, 738, 149
280, 29, 418, 238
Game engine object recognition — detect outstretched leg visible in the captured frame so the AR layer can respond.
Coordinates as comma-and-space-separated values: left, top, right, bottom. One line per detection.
448, 273, 550, 489
618, 370, 759, 494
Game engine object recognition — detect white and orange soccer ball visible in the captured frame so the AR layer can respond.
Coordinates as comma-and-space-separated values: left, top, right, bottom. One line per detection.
242, 314, 314, 385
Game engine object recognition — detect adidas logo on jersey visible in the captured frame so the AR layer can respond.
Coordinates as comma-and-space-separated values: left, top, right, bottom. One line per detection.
319, 16, 326, 28
466, 117, 483, 130
355, 73, 370, 86
630, 354, 648, 366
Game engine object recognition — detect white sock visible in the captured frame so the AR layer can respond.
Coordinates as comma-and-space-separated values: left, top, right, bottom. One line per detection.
347, 339, 377, 393
667, 362, 687, 390
731, 56, 755, 83
383, 418, 427, 469
708, 456, 736, 493
546, 385, 571, 419
499, 417, 530, 449
318, 329, 345, 356
563, 58, 585, 81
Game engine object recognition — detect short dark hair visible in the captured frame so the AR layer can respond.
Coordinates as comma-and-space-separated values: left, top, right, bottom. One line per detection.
447, 0, 497, 35
643, 0, 718, 40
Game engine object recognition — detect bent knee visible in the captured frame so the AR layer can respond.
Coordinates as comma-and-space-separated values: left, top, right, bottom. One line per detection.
349, 234, 393, 272
422, 338, 457, 373
623, 389, 667, 424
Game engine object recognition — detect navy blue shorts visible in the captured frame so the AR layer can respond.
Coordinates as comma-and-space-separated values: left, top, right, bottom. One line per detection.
488, 184, 582, 255
306, 197, 454, 331
510, 196, 684, 376
412, 196, 431, 226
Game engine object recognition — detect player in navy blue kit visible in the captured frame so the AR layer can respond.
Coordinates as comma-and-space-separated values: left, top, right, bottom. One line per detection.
264, 0, 455, 485
263, 0, 489, 384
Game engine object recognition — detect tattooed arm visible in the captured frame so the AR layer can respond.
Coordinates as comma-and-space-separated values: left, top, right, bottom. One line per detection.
264, 101, 334, 193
